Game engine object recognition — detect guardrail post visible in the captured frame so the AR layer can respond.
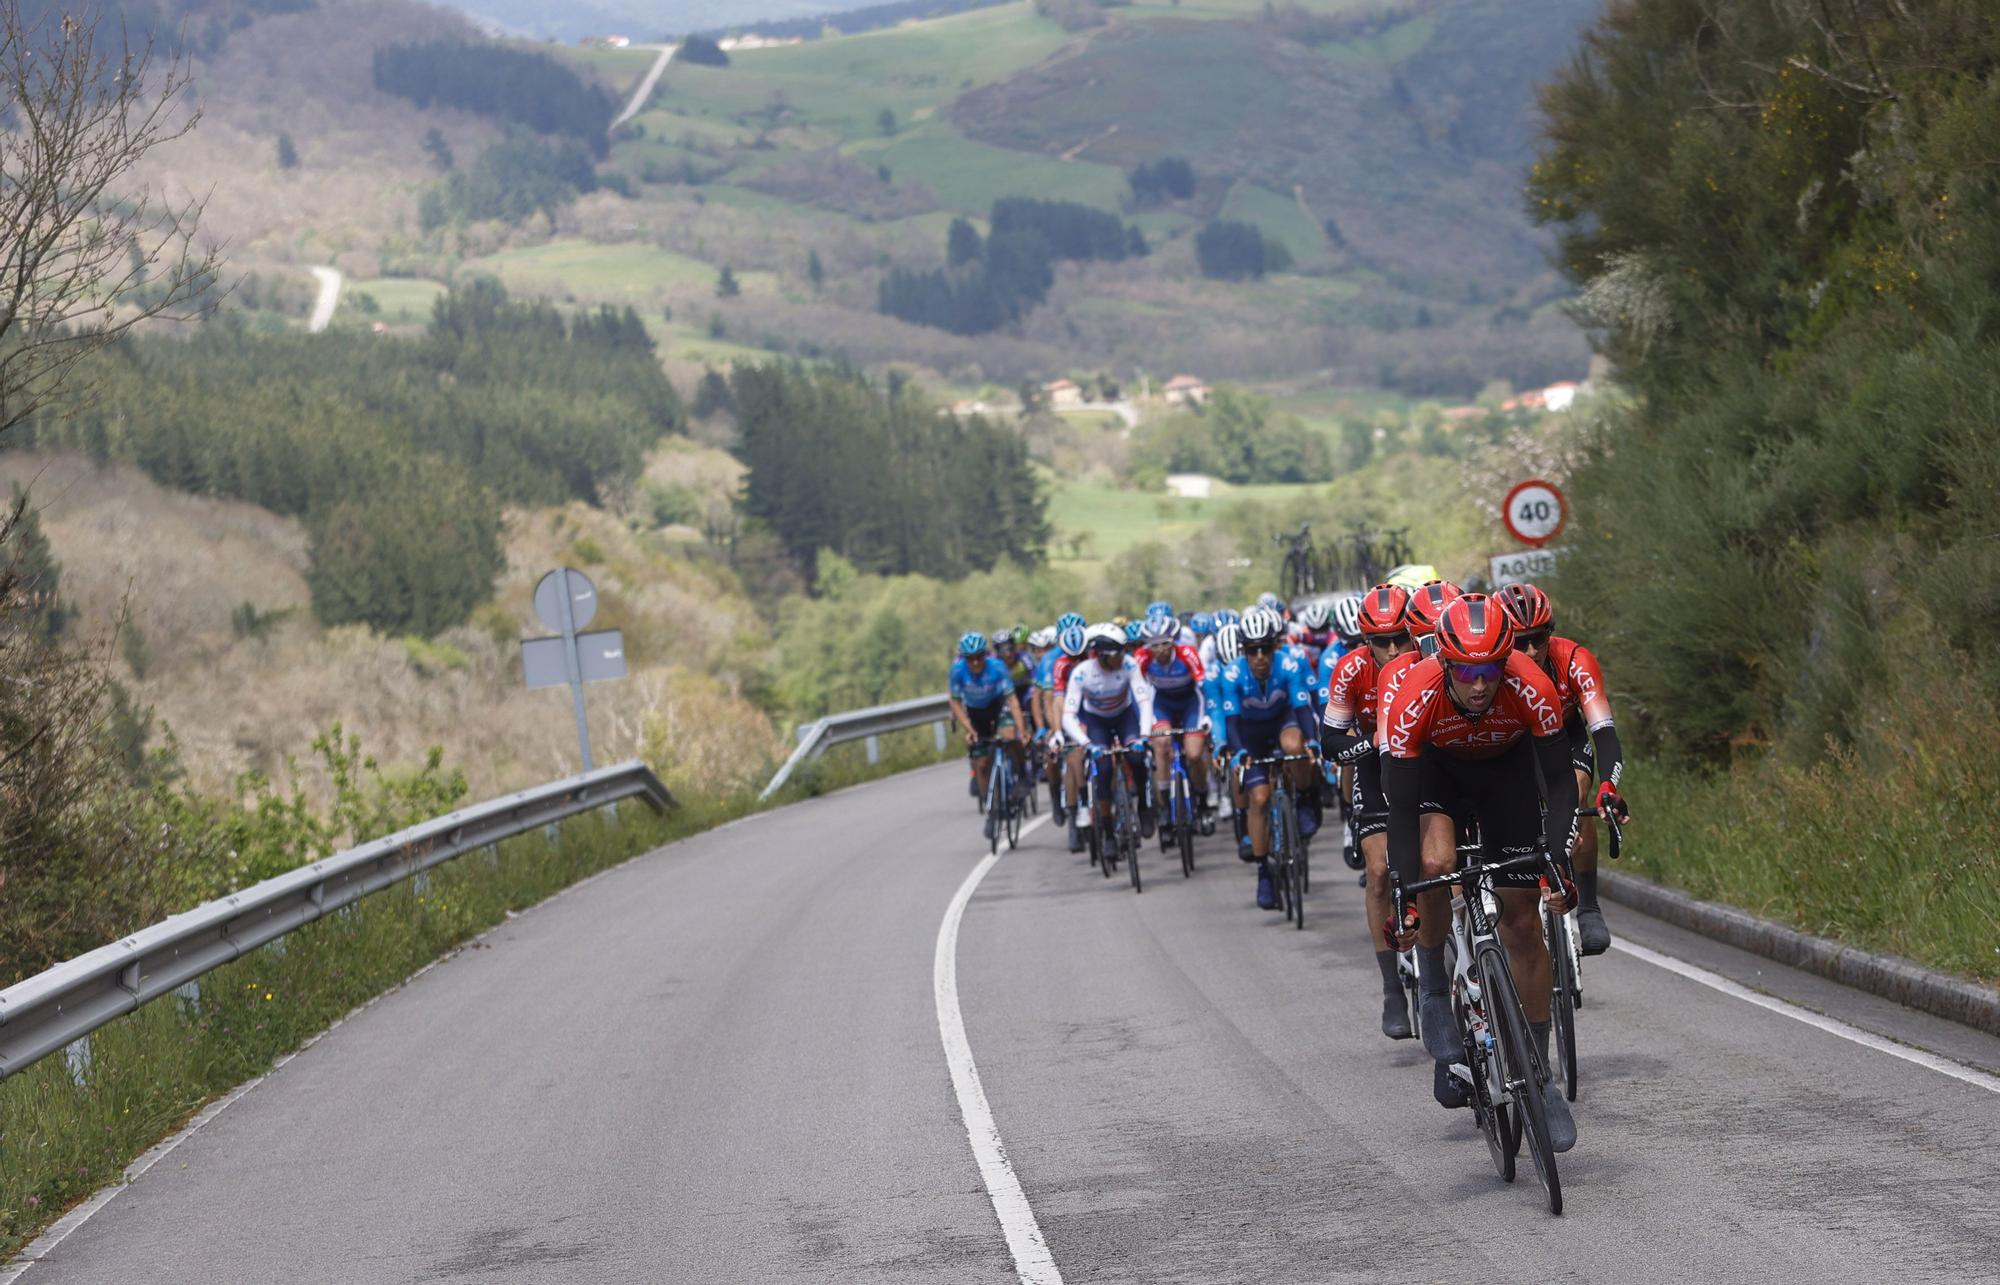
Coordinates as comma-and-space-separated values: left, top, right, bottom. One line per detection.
865, 735, 880, 765
935, 720, 947, 752
64, 1036, 91, 1086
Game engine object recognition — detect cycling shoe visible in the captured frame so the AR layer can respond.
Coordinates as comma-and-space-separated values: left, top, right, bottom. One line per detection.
1255, 862, 1277, 910
1237, 833, 1258, 863
1381, 991, 1413, 1040
1578, 906, 1611, 956
1139, 807, 1157, 839
1541, 1080, 1577, 1152
1434, 1061, 1469, 1109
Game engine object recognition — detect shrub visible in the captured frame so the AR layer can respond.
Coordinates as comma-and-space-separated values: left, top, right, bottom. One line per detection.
306, 458, 504, 637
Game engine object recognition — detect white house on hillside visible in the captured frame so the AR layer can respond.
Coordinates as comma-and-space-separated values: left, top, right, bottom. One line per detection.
1163, 374, 1210, 407
1044, 378, 1083, 410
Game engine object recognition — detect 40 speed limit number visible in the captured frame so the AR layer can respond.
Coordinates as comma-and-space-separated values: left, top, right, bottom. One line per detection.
1502, 479, 1566, 547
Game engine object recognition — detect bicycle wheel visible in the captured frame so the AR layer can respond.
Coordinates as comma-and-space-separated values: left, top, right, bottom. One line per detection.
1480, 941, 1562, 1215
1118, 771, 1143, 894
985, 761, 1002, 855
1457, 983, 1514, 1183
1006, 771, 1022, 849
1176, 776, 1195, 878
1546, 908, 1580, 1101
1276, 791, 1304, 929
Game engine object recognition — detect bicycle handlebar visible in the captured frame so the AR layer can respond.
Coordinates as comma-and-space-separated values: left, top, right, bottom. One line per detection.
1577, 806, 1624, 860
1387, 848, 1569, 939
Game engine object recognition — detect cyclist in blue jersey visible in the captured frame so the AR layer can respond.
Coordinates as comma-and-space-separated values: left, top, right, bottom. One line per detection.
1219, 607, 1320, 910
950, 632, 1027, 811
1061, 624, 1159, 841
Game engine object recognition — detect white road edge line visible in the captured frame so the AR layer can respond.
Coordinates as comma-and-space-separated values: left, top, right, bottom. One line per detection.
935, 813, 1063, 1285
1611, 938, 2000, 1096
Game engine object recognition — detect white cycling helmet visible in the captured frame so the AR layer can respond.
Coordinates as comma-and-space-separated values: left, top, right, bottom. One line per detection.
1240, 606, 1285, 644
1299, 600, 1332, 630
1028, 626, 1056, 649
1215, 623, 1244, 666
1330, 594, 1364, 639
1085, 623, 1127, 652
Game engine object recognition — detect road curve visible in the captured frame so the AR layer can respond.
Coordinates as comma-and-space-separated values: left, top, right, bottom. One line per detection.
306, 266, 341, 333
18, 764, 2000, 1283
611, 45, 677, 131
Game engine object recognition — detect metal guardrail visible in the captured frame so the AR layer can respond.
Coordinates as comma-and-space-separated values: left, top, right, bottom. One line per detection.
0, 761, 673, 1083
759, 693, 954, 800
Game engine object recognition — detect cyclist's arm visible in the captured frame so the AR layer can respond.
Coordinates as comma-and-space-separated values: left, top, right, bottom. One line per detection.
1060, 679, 1087, 745
1571, 643, 1625, 790
1591, 723, 1625, 793
1536, 732, 1581, 864
1129, 659, 1156, 736
949, 695, 972, 736
1005, 689, 1026, 732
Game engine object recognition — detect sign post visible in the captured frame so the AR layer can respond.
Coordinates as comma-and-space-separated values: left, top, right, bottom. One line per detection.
523, 567, 627, 771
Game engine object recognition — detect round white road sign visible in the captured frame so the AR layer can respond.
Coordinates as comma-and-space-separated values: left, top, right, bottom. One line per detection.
1502, 479, 1567, 547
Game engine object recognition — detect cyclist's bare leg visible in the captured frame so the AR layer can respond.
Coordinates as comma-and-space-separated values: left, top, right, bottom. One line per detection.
1278, 725, 1311, 792
1244, 781, 1274, 854
1362, 832, 1392, 949
1184, 732, 1208, 797
1150, 723, 1172, 797
1065, 745, 1086, 814
1495, 887, 1553, 1023
1000, 723, 1024, 778
1415, 811, 1456, 951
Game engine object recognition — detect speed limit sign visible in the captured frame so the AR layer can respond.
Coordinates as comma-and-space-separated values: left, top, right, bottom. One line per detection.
1502, 479, 1566, 547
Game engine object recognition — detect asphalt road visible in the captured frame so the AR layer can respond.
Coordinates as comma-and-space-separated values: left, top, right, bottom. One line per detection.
19, 764, 2000, 1283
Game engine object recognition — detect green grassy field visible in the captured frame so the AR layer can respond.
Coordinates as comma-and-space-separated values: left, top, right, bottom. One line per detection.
1044, 472, 1334, 563
1218, 179, 1334, 267
461, 239, 752, 303
847, 126, 1128, 215
343, 277, 447, 324
645, 6, 1068, 141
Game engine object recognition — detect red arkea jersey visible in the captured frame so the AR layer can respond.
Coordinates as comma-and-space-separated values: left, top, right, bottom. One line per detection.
1052, 654, 1078, 694
1544, 636, 1614, 731
1372, 649, 1425, 749
1323, 648, 1384, 737
1382, 651, 1566, 761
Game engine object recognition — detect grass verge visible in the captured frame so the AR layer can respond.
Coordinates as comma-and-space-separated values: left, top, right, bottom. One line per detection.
0, 732, 953, 1262
1619, 662, 2000, 986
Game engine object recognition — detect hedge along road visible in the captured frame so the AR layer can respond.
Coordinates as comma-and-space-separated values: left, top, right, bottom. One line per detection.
13, 764, 2000, 1283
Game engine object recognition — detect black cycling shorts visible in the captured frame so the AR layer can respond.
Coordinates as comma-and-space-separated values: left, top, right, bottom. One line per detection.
1565, 712, 1595, 783
965, 702, 1014, 754
1350, 753, 1389, 841
1411, 738, 1548, 889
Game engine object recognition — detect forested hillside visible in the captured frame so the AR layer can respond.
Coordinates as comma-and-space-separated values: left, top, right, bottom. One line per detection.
1531, 0, 2000, 980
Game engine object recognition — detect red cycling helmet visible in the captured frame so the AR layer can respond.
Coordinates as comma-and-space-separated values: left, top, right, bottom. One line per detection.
1435, 594, 1515, 665
1356, 583, 1411, 636
1404, 579, 1463, 637
1495, 582, 1553, 633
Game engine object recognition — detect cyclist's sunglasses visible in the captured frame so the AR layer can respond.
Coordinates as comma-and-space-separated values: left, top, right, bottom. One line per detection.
1242, 641, 1276, 656
1091, 643, 1124, 657
1367, 632, 1413, 649
1450, 661, 1504, 684
1514, 629, 1551, 648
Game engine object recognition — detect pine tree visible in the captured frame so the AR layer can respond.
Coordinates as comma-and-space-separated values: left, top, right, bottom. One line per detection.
5, 489, 75, 640
715, 266, 740, 299
807, 249, 824, 293
276, 132, 299, 170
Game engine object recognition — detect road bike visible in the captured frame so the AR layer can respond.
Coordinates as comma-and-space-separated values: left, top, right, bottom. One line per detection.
1247, 750, 1315, 929
975, 738, 1022, 855
1274, 523, 1318, 599
1085, 743, 1145, 892
1392, 846, 1573, 1215
1151, 728, 1202, 879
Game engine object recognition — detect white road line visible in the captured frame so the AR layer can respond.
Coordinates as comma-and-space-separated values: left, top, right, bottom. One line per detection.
1611, 938, 2000, 1096
935, 813, 1063, 1285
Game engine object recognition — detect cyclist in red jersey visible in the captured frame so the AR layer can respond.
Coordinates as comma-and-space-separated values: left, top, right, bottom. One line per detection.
1381, 594, 1580, 1149
1321, 583, 1418, 1039
1372, 579, 1460, 742
1495, 582, 1631, 955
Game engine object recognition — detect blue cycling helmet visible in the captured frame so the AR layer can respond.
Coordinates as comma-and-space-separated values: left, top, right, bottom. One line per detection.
1123, 619, 1144, 643
1056, 611, 1086, 633
1190, 611, 1216, 636
1140, 613, 1178, 642
1146, 599, 1173, 619
1214, 608, 1241, 627
958, 631, 987, 657
1057, 623, 1088, 657
1256, 591, 1285, 616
